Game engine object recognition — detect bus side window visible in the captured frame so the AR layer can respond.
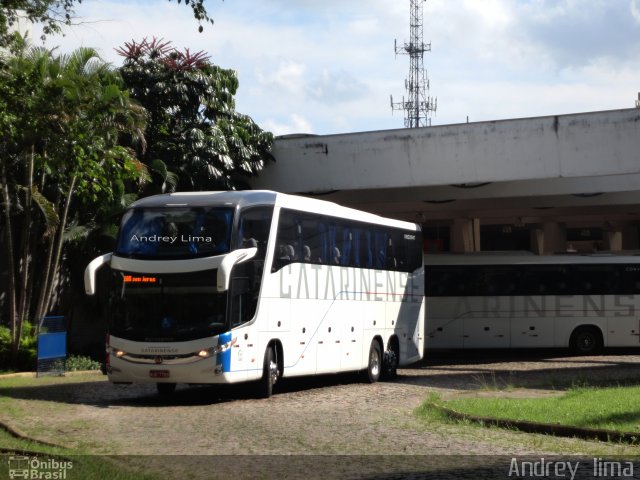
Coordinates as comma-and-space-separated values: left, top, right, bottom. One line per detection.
272, 210, 297, 271
620, 265, 640, 294
238, 206, 274, 260
235, 206, 274, 322
572, 264, 618, 295
301, 213, 323, 263
360, 229, 372, 268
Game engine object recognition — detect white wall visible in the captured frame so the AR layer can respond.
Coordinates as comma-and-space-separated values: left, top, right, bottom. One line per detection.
253, 109, 640, 193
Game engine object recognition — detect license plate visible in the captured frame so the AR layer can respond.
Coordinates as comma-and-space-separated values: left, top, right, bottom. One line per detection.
149, 370, 170, 378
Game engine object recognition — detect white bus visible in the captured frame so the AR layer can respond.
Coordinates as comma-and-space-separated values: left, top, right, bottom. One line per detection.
425, 254, 640, 354
85, 191, 424, 396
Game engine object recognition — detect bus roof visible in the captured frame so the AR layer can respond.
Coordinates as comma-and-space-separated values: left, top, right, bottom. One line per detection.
423, 253, 640, 266
129, 190, 419, 231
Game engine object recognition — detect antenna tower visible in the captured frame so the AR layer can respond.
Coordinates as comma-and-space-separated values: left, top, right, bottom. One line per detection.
390, 0, 437, 128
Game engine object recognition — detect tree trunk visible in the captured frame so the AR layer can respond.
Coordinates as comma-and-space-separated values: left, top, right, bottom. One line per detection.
33, 159, 55, 325
40, 174, 77, 317
17, 146, 34, 340
1, 161, 19, 364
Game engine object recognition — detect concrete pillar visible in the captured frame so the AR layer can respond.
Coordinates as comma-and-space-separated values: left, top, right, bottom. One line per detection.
451, 218, 480, 253
542, 222, 566, 254
605, 231, 623, 251
531, 227, 544, 255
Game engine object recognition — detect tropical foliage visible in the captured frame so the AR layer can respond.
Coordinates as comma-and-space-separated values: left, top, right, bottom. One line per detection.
0, 40, 148, 364
1, 17, 276, 368
117, 38, 274, 193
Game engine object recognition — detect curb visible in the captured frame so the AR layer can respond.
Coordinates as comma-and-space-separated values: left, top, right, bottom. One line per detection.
0, 370, 103, 379
0, 418, 64, 449
428, 402, 640, 445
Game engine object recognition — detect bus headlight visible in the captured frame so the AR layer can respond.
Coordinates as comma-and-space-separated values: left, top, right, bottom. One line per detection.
113, 348, 125, 358
198, 348, 214, 358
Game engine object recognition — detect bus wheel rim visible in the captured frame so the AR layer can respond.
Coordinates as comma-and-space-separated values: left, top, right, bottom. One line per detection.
269, 360, 278, 385
370, 348, 380, 376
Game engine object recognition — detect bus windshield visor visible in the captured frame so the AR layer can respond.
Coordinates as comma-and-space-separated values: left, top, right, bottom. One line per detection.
116, 207, 234, 259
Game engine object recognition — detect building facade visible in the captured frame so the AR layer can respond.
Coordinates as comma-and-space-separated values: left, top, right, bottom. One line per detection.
252, 108, 640, 254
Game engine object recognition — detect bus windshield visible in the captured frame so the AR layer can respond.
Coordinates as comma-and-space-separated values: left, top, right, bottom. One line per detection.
109, 270, 228, 342
115, 207, 234, 259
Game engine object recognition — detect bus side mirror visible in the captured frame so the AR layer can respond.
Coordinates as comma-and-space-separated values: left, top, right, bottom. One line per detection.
84, 253, 113, 295
217, 247, 258, 292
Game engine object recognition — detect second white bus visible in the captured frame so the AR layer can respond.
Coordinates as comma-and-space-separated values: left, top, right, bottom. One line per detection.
425, 254, 640, 354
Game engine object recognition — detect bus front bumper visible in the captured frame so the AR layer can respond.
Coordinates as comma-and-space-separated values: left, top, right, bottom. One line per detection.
107, 355, 244, 384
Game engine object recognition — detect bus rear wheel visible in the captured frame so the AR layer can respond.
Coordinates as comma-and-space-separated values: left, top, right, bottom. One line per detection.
570, 326, 603, 355
382, 346, 398, 380
365, 341, 382, 383
258, 347, 278, 398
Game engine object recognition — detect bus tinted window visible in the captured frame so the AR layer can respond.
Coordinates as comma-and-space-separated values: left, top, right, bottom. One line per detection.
619, 265, 640, 294
426, 262, 640, 297
237, 206, 274, 259
520, 265, 570, 295
272, 208, 421, 273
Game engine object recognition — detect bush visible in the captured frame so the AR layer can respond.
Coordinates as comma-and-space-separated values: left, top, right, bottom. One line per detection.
0, 322, 37, 372
64, 355, 102, 371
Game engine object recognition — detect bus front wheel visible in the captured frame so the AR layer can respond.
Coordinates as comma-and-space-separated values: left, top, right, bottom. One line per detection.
258, 347, 278, 398
570, 326, 603, 355
365, 341, 382, 383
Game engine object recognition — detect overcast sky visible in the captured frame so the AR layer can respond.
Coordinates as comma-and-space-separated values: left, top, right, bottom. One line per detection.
30, 0, 640, 136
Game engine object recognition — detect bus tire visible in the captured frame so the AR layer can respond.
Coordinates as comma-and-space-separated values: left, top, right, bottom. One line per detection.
156, 383, 176, 395
382, 345, 398, 380
258, 347, 278, 398
365, 341, 382, 384
570, 326, 603, 355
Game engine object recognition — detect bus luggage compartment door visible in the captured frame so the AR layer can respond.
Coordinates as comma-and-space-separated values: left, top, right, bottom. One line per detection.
462, 315, 509, 348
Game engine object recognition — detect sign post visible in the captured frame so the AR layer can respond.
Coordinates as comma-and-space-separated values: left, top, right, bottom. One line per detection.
37, 316, 66, 377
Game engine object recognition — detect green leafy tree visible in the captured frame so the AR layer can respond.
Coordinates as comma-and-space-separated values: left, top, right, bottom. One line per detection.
117, 38, 274, 192
0, 0, 215, 48
0, 40, 148, 365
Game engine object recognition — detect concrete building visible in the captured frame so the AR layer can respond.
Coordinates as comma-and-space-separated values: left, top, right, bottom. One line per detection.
252, 108, 640, 254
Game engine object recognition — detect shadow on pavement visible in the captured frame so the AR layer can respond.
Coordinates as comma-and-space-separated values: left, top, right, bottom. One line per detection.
2, 349, 640, 406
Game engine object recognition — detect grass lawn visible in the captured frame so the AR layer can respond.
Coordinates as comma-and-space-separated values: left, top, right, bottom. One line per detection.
0, 430, 163, 480
0, 374, 163, 480
420, 385, 640, 433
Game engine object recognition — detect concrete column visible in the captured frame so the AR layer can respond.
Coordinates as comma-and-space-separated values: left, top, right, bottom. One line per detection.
605, 230, 623, 251
542, 222, 566, 254
531, 227, 544, 255
451, 218, 480, 253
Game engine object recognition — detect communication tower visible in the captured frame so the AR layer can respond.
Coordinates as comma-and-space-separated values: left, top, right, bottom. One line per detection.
390, 0, 437, 128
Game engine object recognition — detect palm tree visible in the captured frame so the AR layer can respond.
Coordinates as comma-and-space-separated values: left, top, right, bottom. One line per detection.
0, 40, 148, 364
